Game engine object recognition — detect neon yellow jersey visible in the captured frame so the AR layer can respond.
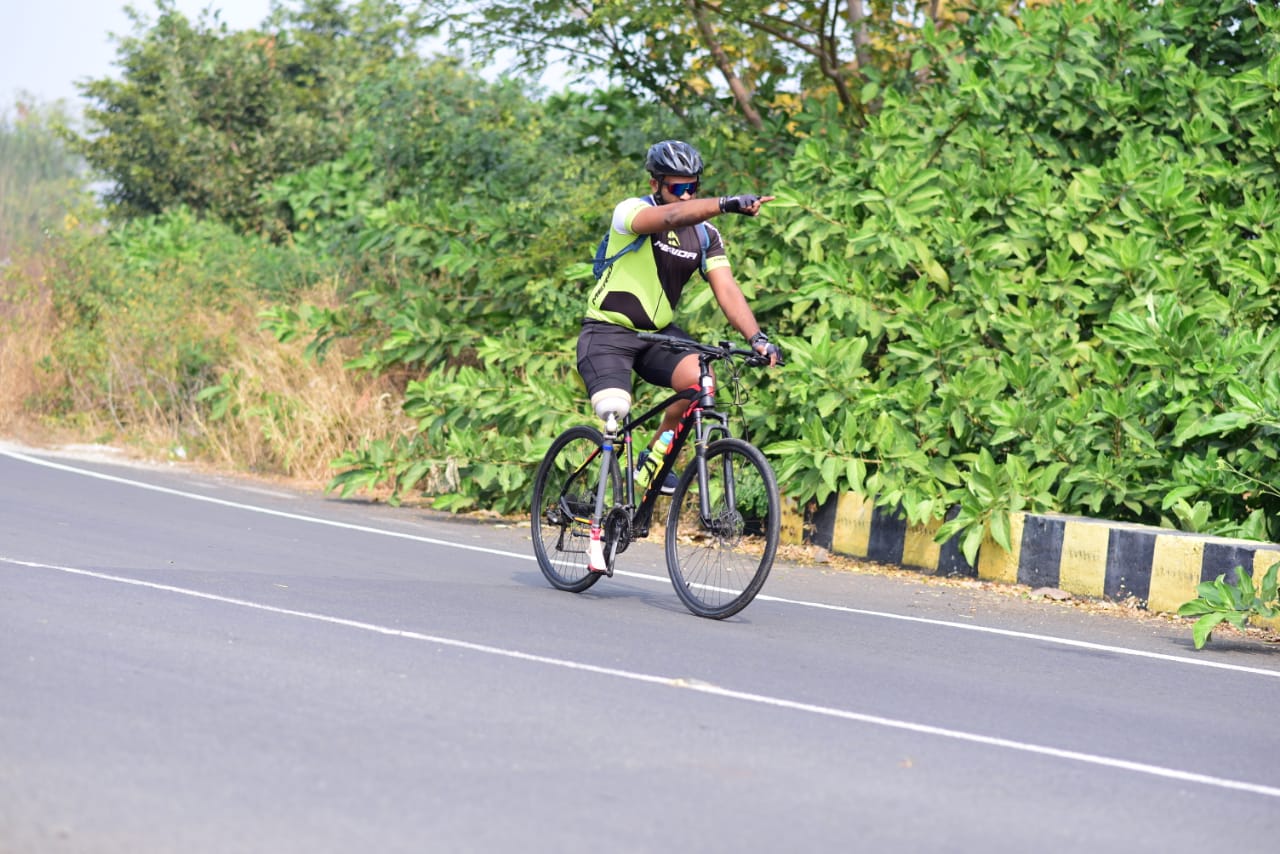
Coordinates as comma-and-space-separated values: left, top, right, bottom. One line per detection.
586, 195, 730, 331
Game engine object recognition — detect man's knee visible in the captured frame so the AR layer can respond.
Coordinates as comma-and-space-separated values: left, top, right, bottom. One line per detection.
670, 353, 700, 390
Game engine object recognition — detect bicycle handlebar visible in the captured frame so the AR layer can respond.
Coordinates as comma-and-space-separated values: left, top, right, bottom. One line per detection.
637, 332, 783, 368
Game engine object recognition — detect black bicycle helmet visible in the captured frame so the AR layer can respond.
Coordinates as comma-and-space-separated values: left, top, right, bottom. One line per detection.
644, 140, 704, 178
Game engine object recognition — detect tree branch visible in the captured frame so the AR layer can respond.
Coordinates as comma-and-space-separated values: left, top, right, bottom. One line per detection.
845, 0, 873, 72
685, 0, 764, 129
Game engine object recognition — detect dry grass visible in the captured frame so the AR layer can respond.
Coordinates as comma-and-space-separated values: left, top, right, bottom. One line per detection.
0, 254, 64, 441
190, 307, 414, 488
1, 270, 415, 490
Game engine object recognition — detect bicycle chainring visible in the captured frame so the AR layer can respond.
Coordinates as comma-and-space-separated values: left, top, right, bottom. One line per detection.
604, 506, 632, 559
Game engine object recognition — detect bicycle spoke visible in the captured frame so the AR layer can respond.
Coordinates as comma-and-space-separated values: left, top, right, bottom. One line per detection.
531, 426, 621, 592
666, 438, 780, 619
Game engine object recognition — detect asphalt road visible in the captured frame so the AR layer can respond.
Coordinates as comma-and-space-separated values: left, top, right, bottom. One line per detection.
2, 442, 1278, 853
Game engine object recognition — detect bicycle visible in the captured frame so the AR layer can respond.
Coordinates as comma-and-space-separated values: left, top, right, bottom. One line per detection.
530, 333, 782, 619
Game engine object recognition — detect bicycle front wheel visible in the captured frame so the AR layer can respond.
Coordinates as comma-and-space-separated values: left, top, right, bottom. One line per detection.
665, 437, 781, 619
531, 425, 622, 592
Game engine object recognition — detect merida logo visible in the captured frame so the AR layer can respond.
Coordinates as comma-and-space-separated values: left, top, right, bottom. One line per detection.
656, 241, 698, 261
667, 231, 680, 246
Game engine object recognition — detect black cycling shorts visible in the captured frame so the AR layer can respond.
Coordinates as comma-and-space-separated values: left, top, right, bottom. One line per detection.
576, 320, 695, 398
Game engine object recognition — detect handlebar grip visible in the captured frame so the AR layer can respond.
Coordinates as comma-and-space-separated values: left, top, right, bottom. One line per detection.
637, 332, 687, 351
743, 347, 784, 368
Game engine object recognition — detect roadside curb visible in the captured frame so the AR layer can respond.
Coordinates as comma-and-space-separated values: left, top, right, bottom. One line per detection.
782, 493, 1280, 623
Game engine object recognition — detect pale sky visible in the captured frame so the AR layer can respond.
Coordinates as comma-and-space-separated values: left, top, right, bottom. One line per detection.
1, 1, 276, 110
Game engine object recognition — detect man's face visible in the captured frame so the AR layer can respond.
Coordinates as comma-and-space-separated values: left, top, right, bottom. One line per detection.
654, 175, 699, 201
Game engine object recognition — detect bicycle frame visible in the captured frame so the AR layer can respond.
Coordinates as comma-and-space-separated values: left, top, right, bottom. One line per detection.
534, 334, 780, 612
593, 349, 733, 542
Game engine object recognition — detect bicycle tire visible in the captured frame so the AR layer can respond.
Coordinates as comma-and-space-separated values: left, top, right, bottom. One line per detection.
665, 437, 780, 619
531, 425, 622, 592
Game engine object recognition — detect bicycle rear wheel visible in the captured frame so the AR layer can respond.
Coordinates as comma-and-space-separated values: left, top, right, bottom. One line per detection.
531, 425, 622, 592
666, 437, 780, 619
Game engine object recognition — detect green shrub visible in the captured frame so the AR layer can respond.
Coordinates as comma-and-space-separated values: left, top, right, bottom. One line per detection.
751, 0, 1280, 561
1178, 563, 1280, 648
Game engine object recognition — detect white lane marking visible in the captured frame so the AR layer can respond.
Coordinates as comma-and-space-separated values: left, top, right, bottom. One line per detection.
748, 592, 1280, 680
3, 554, 1279, 801
0, 446, 530, 562
3, 446, 1278, 681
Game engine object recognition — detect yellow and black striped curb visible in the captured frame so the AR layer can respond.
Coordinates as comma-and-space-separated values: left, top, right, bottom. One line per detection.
781, 493, 1280, 623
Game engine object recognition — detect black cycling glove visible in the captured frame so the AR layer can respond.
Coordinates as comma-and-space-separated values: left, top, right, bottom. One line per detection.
749, 331, 783, 364
719, 195, 762, 214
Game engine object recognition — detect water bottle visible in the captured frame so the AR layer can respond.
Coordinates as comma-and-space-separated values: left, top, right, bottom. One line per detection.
635, 430, 674, 492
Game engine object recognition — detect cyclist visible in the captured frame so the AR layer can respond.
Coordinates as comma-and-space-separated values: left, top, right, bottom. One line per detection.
577, 139, 781, 493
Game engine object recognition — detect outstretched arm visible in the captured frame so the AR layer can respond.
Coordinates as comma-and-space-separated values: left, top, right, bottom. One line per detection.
629, 194, 774, 234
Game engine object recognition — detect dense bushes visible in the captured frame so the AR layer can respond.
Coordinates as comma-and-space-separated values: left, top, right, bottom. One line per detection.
30, 209, 309, 436
755, 0, 1280, 558
69, 0, 434, 233
266, 62, 701, 509
10, 0, 1280, 555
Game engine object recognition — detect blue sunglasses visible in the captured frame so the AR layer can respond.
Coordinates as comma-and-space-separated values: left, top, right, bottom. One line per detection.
664, 180, 699, 197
